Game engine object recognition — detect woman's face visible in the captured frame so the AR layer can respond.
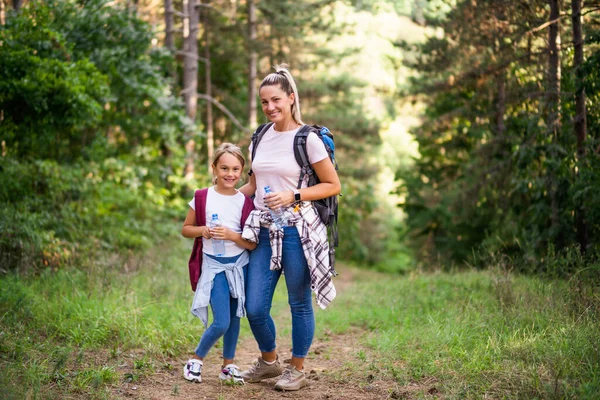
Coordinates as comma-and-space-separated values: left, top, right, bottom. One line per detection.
259, 84, 295, 125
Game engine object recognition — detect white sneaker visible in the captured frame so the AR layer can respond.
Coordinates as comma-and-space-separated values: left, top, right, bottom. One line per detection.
183, 359, 203, 383
219, 363, 245, 385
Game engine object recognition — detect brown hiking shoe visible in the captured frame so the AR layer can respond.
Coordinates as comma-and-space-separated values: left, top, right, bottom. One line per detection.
274, 365, 308, 391
240, 356, 283, 383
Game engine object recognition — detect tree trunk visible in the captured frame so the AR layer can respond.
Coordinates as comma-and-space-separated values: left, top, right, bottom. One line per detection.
1, 0, 5, 25
547, 0, 561, 134
164, 0, 175, 52
571, 0, 588, 252
162, 0, 176, 166
184, 0, 199, 120
571, 0, 586, 156
12, 0, 21, 12
183, 0, 199, 180
248, 0, 257, 129
203, 0, 214, 171
547, 0, 561, 234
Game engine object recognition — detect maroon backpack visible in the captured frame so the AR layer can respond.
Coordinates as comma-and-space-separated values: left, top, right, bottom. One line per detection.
187, 188, 255, 291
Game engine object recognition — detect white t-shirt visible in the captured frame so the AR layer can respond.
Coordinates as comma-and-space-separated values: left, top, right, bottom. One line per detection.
250, 125, 328, 211
188, 186, 246, 256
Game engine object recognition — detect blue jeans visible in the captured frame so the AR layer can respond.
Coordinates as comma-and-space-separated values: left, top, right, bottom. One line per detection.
246, 227, 315, 358
195, 254, 246, 360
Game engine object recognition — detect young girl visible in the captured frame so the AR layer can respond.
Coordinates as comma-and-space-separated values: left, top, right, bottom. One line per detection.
181, 143, 256, 384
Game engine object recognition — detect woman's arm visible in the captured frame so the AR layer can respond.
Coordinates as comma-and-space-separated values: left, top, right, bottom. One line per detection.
263, 158, 341, 209
238, 173, 257, 197
181, 208, 212, 239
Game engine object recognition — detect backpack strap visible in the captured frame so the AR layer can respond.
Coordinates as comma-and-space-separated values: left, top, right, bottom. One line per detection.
293, 124, 319, 189
189, 188, 209, 292
240, 194, 255, 226
248, 122, 273, 176
195, 188, 209, 227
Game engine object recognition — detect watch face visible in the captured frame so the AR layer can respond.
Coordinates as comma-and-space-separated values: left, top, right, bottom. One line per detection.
295, 192, 301, 202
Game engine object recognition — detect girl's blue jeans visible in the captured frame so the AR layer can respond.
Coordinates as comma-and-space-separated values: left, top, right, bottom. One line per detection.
195, 253, 246, 360
246, 226, 315, 358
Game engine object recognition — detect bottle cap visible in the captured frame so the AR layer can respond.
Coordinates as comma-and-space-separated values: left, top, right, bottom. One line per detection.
212, 213, 218, 219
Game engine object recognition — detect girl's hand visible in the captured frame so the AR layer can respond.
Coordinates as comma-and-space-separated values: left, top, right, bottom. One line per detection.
264, 190, 294, 209
200, 226, 212, 239
209, 226, 234, 241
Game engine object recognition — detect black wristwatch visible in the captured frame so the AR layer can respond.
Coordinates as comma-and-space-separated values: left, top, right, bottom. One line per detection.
293, 188, 301, 202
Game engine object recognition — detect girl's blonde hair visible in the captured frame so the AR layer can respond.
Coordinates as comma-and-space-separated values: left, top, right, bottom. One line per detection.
212, 143, 245, 184
259, 63, 303, 125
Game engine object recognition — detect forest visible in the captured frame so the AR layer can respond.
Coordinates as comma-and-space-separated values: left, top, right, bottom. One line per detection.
1, 0, 599, 398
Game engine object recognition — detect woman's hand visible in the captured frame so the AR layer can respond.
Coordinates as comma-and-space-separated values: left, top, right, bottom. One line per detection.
264, 190, 295, 209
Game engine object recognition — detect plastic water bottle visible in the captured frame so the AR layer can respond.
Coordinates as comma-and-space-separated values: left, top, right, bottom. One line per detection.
264, 186, 287, 229
209, 213, 226, 256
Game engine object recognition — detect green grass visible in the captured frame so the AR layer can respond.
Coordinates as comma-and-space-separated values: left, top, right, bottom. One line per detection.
1, 229, 599, 398
316, 268, 600, 399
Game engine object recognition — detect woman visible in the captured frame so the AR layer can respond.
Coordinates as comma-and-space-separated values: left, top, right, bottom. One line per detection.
239, 64, 341, 391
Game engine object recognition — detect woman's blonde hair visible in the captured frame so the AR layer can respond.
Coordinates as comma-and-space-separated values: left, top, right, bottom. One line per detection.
259, 63, 303, 125
211, 142, 245, 184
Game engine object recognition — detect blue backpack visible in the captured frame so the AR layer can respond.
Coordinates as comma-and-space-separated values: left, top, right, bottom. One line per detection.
250, 122, 339, 272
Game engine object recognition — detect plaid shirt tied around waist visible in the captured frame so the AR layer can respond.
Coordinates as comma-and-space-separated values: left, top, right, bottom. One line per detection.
242, 203, 337, 309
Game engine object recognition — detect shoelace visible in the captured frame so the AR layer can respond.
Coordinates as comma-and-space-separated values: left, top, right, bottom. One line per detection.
248, 360, 261, 374
280, 368, 293, 382
189, 362, 201, 373
224, 366, 241, 377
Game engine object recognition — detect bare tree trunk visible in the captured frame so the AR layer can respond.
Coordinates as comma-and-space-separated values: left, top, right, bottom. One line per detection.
184, 0, 199, 120
248, 0, 257, 129
183, 0, 199, 180
547, 0, 561, 234
548, 0, 561, 133
164, 0, 175, 52
203, 0, 214, 171
1, 0, 6, 25
12, 0, 21, 12
572, 0, 586, 157
572, 0, 588, 252
161, 0, 176, 164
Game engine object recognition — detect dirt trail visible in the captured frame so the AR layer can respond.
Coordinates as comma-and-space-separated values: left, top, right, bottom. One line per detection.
114, 268, 432, 400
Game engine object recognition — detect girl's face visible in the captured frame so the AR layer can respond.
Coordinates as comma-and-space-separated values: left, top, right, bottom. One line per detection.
212, 153, 243, 191
260, 84, 295, 126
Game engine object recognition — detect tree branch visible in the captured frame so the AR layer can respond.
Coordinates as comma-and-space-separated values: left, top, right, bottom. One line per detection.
196, 94, 252, 134
176, 51, 207, 62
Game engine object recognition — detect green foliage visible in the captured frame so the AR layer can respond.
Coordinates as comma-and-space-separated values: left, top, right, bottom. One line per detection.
0, 8, 109, 160
0, 156, 185, 272
0, 0, 200, 272
0, 0, 191, 162
396, 0, 600, 272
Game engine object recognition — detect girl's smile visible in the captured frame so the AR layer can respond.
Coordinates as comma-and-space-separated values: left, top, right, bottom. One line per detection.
213, 153, 242, 194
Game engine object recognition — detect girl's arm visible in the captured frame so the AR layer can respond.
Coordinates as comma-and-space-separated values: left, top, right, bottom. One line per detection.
263, 157, 341, 209
210, 226, 257, 250
181, 208, 212, 239
238, 173, 257, 197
